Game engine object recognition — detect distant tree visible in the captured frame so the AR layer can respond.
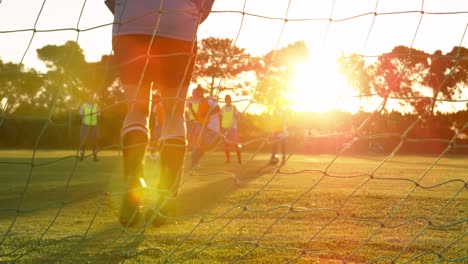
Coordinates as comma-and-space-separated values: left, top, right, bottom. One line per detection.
337, 46, 468, 115
36, 41, 116, 114
422, 47, 468, 115
81, 55, 117, 99
254, 41, 309, 108
36, 41, 89, 113
0, 60, 44, 115
192, 37, 254, 97
96, 54, 126, 116
337, 53, 372, 111
369, 46, 428, 114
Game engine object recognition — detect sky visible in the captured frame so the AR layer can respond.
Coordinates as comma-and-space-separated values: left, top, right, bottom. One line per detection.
0, 0, 466, 69
0, 0, 467, 113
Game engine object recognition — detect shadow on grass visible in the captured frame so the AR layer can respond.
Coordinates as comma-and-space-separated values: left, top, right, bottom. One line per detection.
160, 160, 275, 218
0, 180, 108, 220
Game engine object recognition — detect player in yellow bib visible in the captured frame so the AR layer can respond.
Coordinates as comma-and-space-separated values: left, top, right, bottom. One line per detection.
185, 85, 203, 150
190, 85, 221, 170
269, 106, 288, 165
79, 94, 100, 162
220, 94, 242, 164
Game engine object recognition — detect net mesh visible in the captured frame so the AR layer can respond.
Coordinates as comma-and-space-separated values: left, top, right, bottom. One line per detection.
0, 0, 467, 263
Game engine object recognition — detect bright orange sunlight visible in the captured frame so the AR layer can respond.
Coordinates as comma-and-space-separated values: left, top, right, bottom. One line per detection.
290, 54, 358, 113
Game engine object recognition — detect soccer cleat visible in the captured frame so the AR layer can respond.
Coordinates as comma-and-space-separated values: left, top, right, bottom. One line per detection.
145, 208, 166, 227
119, 193, 141, 227
150, 153, 159, 160
192, 163, 201, 170
145, 194, 170, 227
269, 155, 279, 165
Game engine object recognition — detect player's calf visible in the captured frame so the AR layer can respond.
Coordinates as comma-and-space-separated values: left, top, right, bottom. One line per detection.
119, 128, 148, 227
146, 138, 186, 227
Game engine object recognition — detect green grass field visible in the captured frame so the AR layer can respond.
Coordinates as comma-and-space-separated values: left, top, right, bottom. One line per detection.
0, 150, 466, 263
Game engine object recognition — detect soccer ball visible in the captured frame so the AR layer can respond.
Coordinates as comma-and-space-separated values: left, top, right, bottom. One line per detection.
269, 156, 279, 165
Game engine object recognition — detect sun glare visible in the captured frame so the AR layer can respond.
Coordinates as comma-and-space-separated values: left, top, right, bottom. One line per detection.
290, 54, 356, 113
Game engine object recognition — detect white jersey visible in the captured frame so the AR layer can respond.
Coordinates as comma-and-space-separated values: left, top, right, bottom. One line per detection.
205, 96, 220, 133
112, 0, 215, 42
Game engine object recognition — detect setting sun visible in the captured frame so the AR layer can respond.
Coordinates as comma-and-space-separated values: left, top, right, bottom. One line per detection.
290, 54, 354, 113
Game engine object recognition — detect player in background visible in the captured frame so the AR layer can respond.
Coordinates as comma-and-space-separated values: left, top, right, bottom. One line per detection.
190, 85, 221, 170
79, 94, 100, 162
149, 92, 164, 160
220, 94, 242, 164
185, 85, 203, 150
106, 0, 216, 226
269, 104, 288, 165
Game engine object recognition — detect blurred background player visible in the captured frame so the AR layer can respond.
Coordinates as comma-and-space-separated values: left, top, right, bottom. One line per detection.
107, 0, 216, 226
149, 92, 164, 160
79, 94, 100, 162
185, 84, 203, 150
190, 85, 221, 170
220, 94, 242, 164
269, 104, 288, 165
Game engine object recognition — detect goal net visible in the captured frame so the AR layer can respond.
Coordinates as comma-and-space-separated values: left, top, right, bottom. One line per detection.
0, 0, 466, 263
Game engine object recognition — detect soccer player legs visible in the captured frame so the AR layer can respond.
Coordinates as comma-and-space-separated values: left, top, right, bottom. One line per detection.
79, 96, 100, 162
113, 36, 194, 226
109, 0, 215, 226
221, 94, 242, 164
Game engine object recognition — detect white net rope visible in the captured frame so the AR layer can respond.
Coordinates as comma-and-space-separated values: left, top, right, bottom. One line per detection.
0, 0, 467, 263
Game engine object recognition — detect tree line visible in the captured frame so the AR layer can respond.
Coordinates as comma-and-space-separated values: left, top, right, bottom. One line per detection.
0, 38, 467, 152
1, 109, 466, 155
2, 38, 466, 116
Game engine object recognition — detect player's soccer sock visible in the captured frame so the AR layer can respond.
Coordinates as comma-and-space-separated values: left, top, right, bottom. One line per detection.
120, 129, 148, 227
93, 147, 99, 161
225, 151, 230, 163
79, 148, 85, 161
148, 137, 186, 227
159, 137, 185, 197
236, 150, 242, 164
191, 147, 203, 169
